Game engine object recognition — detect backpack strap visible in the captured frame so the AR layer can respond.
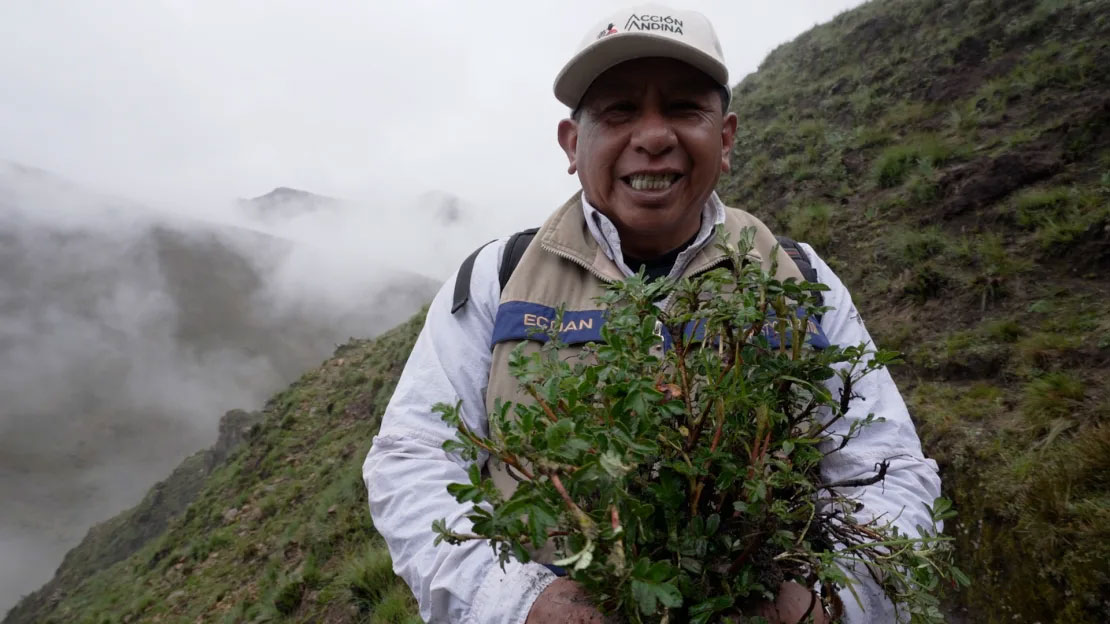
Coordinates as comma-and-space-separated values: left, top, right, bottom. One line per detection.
775, 235, 824, 308
498, 228, 539, 291
451, 228, 538, 315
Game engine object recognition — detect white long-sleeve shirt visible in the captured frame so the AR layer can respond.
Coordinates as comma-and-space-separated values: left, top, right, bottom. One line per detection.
363, 195, 941, 623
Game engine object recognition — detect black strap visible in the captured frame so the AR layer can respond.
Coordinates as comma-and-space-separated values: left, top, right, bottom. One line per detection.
451, 239, 495, 314
775, 235, 823, 308
498, 228, 539, 291
451, 228, 539, 315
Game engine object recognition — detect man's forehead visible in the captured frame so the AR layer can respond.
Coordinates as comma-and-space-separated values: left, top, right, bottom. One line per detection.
586, 59, 719, 99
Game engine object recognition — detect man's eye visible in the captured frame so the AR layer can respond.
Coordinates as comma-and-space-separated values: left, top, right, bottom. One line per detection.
670, 100, 701, 111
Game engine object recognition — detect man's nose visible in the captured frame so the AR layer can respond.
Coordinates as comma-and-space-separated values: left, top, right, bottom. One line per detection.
630, 109, 676, 156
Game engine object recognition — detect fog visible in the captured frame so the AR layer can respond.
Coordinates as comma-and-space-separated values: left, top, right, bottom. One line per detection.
0, 162, 445, 609
0, 0, 865, 613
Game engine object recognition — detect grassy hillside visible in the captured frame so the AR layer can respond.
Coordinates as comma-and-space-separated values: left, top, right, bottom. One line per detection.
716, 0, 1109, 621
6, 316, 426, 624
6, 0, 1107, 622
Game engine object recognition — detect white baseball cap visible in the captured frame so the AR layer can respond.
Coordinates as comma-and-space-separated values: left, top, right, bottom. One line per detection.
553, 4, 729, 109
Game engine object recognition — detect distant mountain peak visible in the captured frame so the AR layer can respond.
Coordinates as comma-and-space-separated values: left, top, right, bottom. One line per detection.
240, 187, 338, 220
414, 189, 468, 225
250, 187, 328, 202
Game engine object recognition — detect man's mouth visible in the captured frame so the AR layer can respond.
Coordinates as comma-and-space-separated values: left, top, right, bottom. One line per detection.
621, 172, 683, 191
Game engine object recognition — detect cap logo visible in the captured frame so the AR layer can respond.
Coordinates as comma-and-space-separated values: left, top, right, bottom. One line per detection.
596, 22, 619, 39
624, 13, 684, 35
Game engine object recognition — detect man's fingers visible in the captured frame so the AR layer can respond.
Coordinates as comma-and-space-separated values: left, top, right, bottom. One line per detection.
772, 581, 828, 624
526, 579, 611, 624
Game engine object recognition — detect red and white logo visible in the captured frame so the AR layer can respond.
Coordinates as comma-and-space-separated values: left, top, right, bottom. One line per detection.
596, 22, 618, 39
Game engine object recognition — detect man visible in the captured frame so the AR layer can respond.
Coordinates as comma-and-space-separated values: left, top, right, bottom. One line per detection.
364, 5, 941, 623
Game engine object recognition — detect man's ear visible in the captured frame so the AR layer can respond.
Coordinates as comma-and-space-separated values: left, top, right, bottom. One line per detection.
719, 112, 738, 172
557, 118, 579, 175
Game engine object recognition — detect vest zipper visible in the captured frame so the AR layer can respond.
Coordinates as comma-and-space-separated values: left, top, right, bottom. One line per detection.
539, 241, 733, 312
539, 242, 619, 284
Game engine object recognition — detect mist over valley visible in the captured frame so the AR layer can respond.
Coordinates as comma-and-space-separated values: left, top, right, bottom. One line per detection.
0, 160, 466, 610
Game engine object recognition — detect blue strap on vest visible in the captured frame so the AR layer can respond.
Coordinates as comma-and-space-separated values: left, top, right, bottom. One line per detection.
489, 302, 830, 350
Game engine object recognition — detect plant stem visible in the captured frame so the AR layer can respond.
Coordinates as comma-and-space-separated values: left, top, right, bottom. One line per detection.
549, 472, 594, 533
526, 386, 560, 422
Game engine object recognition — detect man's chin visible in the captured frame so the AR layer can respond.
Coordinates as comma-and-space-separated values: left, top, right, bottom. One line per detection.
612, 207, 697, 245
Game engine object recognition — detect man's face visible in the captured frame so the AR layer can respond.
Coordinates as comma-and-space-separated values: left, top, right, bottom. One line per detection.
558, 57, 737, 258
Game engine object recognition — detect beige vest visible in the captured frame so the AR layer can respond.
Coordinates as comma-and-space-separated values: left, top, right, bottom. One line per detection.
483, 193, 803, 562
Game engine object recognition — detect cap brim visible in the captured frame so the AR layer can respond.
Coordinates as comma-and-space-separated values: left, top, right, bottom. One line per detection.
553, 32, 729, 109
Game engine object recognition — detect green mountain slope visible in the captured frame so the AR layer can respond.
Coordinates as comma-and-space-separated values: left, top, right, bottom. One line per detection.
7, 0, 1108, 623
5, 317, 426, 624
716, 0, 1109, 621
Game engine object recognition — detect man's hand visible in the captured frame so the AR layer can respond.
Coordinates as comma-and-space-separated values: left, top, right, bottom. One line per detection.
527, 579, 825, 624
747, 581, 829, 624
526, 578, 613, 624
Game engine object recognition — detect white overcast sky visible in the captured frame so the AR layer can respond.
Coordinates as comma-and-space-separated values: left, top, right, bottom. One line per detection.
0, 0, 865, 229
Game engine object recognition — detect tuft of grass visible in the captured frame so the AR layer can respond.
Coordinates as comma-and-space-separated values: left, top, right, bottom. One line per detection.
786, 203, 835, 250
272, 576, 306, 615
1014, 186, 1074, 227
872, 135, 959, 188
906, 170, 940, 206
343, 544, 398, 610
909, 381, 1008, 444
1010, 185, 1109, 250
975, 233, 1031, 277
982, 318, 1026, 343
849, 85, 884, 120
1014, 331, 1083, 370
370, 584, 422, 624
1021, 372, 1086, 426
888, 226, 949, 267
903, 265, 949, 303
881, 227, 955, 304
878, 101, 936, 129
851, 125, 893, 149
189, 530, 232, 562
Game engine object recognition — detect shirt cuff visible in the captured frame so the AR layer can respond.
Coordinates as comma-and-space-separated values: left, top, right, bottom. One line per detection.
467, 559, 558, 624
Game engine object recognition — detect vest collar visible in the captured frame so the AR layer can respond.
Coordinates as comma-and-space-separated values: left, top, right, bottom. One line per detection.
537, 191, 758, 282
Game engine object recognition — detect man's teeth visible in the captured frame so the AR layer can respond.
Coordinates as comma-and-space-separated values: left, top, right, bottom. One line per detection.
627, 173, 679, 191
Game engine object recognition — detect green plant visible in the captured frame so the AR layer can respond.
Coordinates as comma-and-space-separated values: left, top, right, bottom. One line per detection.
1015, 187, 1073, 227
344, 545, 397, 609
370, 585, 422, 624
983, 319, 1026, 343
904, 265, 949, 303
889, 227, 949, 267
907, 171, 940, 206
187, 529, 233, 563
872, 136, 957, 188
272, 576, 305, 615
1021, 372, 1086, 426
435, 230, 963, 623
787, 203, 835, 249
852, 126, 893, 149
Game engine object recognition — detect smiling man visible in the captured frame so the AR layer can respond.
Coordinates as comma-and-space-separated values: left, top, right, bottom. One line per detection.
364, 4, 941, 623
557, 55, 734, 262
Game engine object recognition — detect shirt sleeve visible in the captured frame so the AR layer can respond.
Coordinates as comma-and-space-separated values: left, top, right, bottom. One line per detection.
362, 239, 556, 624
802, 243, 943, 623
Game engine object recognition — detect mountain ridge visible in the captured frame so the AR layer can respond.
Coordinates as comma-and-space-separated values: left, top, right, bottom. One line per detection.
6, 0, 1108, 622
0, 164, 439, 615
